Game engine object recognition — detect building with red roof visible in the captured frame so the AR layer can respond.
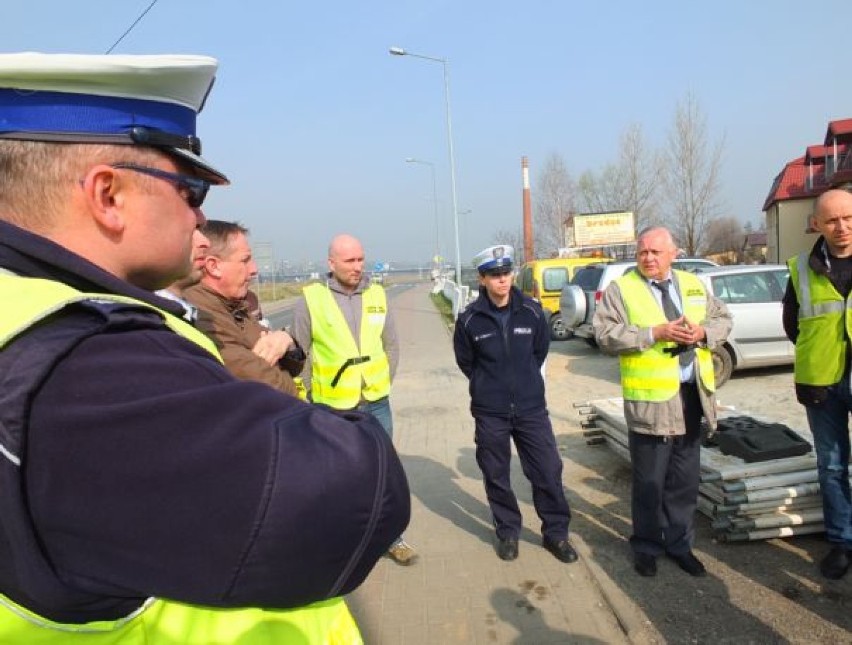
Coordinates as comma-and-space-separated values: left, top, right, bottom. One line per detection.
764, 119, 852, 262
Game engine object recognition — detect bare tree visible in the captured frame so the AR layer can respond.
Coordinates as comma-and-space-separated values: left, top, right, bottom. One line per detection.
493, 228, 526, 264
703, 216, 744, 263
663, 92, 725, 254
534, 152, 575, 257
576, 123, 662, 231
577, 164, 623, 214
619, 123, 664, 231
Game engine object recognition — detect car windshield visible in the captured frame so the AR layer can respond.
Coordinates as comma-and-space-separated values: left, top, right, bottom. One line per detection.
571, 267, 604, 290
542, 267, 570, 292
709, 269, 788, 305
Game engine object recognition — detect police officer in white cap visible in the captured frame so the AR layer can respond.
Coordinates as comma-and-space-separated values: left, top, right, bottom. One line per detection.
453, 245, 577, 563
0, 52, 408, 643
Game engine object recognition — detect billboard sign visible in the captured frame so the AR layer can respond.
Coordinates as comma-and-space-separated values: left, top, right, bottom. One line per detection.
573, 211, 635, 247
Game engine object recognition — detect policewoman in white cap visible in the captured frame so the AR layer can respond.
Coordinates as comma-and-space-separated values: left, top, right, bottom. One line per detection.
0, 53, 409, 644
453, 245, 578, 563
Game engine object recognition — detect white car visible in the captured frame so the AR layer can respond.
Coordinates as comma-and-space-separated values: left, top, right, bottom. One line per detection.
694, 264, 793, 386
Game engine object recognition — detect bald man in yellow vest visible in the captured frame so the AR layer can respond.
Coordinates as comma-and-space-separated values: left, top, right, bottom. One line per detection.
783, 189, 852, 580
293, 233, 416, 566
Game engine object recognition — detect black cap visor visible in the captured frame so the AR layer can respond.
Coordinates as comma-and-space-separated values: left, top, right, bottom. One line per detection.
0, 126, 229, 185
482, 265, 513, 277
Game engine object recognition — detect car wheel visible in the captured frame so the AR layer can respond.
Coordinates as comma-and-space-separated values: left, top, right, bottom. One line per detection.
549, 313, 572, 341
712, 345, 734, 388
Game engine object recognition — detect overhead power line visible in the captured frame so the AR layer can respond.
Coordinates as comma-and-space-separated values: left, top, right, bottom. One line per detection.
105, 0, 160, 54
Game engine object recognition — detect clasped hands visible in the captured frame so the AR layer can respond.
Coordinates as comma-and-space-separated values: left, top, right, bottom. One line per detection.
652, 316, 705, 345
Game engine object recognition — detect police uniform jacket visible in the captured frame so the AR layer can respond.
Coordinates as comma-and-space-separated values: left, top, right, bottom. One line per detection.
0, 219, 410, 624
454, 285, 549, 417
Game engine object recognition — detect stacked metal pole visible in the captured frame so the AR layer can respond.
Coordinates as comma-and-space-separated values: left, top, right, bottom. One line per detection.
577, 397, 828, 542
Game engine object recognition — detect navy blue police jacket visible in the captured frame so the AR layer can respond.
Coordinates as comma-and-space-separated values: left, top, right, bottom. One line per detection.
0, 219, 410, 624
453, 285, 549, 417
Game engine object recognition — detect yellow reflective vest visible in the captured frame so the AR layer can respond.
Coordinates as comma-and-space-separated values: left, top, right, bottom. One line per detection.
0, 272, 362, 645
0, 594, 361, 645
615, 270, 715, 402
303, 283, 391, 409
788, 253, 852, 386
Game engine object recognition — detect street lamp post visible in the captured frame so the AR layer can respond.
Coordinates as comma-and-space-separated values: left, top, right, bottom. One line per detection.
405, 157, 440, 268
390, 46, 462, 286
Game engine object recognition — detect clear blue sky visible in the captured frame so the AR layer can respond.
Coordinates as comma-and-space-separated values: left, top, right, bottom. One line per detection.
5, 1, 851, 268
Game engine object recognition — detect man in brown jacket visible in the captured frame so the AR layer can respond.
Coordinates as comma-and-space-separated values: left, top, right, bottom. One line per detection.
185, 220, 304, 395
593, 227, 731, 579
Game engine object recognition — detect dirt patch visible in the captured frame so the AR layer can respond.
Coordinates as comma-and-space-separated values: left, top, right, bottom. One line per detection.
546, 339, 851, 643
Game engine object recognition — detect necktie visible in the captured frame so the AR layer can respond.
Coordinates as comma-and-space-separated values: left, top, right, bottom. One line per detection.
653, 280, 694, 367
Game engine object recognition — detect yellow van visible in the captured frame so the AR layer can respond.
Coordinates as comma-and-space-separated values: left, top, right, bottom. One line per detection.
517, 257, 612, 340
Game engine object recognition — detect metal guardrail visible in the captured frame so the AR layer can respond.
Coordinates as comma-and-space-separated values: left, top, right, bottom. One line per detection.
436, 277, 470, 319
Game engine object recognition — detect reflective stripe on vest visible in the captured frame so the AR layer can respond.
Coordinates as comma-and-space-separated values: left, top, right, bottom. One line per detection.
788, 254, 852, 386
0, 273, 362, 644
304, 283, 390, 409
615, 270, 715, 402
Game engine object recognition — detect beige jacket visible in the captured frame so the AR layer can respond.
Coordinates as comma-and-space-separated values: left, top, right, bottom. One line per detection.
592, 270, 732, 436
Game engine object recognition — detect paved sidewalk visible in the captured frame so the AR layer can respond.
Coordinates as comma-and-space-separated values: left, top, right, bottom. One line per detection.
346, 283, 642, 644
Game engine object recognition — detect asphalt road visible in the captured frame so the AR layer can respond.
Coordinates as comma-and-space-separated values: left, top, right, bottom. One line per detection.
263, 282, 415, 332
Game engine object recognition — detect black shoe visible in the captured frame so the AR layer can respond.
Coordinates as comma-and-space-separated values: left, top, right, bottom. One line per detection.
820, 545, 850, 580
496, 537, 519, 561
668, 551, 706, 577
634, 552, 657, 577
542, 537, 578, 563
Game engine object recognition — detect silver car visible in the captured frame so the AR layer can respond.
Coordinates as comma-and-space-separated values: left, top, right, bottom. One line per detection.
694, 264, 793, 386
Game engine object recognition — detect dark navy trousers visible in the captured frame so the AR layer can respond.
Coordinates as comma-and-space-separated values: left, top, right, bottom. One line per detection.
628, 382, 703, 557
473, 409, 571, 541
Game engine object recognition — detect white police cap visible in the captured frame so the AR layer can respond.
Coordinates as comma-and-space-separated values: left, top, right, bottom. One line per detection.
473, 245, 514, 274
0, 52, 228, 184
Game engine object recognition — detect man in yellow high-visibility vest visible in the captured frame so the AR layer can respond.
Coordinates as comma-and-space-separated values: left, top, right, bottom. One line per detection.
783, 188, 852, 580
293, 234, 417, 566
593, 227, 731, 579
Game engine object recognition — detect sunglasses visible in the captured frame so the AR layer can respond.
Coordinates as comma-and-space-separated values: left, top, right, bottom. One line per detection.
111, 163, 210, 208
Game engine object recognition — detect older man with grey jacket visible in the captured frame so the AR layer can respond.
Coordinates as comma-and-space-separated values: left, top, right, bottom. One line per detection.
593, 227, 731, 579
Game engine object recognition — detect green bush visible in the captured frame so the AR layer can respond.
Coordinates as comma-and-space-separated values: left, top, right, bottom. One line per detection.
430, 292, 454, 325
255, 282, 315, 302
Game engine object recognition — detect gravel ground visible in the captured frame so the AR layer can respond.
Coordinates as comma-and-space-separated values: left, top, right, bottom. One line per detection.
545, 338, 851, 644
